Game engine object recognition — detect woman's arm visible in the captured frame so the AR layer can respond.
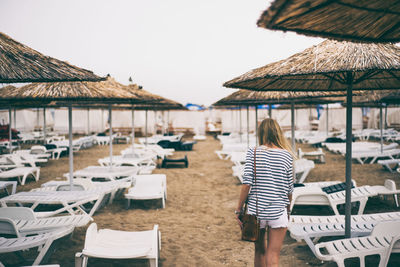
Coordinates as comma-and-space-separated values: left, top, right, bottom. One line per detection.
235, 184, 250, 228
236, 184, 250, 213
287, 193, 292, 217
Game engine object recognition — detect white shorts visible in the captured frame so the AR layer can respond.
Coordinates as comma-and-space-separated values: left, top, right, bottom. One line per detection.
259, 209, 288, 229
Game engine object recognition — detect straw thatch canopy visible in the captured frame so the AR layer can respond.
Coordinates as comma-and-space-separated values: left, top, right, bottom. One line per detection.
124, 84, 185, 110
0, 76, 156, 106
0, 32, 104, 83
257, 0, 400, 43
340, 90, 400, 107
224, 40, 400, 92
214, 89, 354, 107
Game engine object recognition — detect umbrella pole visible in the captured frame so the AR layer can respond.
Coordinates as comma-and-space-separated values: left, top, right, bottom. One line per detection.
384, 105, 388, 129
101, 109, 104, 131
13, 108, 16, 129
162, 111, 165, 135
43, 108, 46, 145
145, 110, 148, 146
8, 107, 12, 153
269, 104, 272, 118
108, 105, 113, 169
68, 105, 73, 190
87, 108, 90, 135
326, 104, 329, 134
345, 73, 353, 238
291, 102, 295, 153
131, 106, 135, 151
255, 106, 258, 146
167, 110, 170, 135
246, 106, 250, 148
380, 105, 383, 153
239, 107, 242, 143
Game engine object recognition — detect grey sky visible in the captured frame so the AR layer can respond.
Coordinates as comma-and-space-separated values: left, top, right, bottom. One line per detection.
0, 0, 322, 106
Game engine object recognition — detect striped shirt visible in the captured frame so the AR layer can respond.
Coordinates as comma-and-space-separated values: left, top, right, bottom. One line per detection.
243, 147, 293, 220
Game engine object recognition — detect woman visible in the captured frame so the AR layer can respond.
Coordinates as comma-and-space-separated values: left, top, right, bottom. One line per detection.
235, 118, 294, 267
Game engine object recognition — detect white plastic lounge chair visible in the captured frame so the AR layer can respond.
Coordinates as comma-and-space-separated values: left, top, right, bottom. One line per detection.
0, 181, 17, 195
352, 148, 400, 164
75, 223, 160, 267
125, 174, 167, 209
314, 221, 400, 267
40, 178, 131, 204
288, 212, 400, 256
232, 165, 244, 183
63, 166, 138, 183
98, 155, 156, 175
377, 158, 400, 172
0, 223, 73, 266
290, 211, 400, 225
291, 179, 400, 215
0, 166, 40, 185
0, 207, 92, 236
0, 189, 107, 218
298, 148, 326, 163
294, 159, 315, 183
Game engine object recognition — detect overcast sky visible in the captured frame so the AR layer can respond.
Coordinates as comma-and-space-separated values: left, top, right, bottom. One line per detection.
0, 0, 323, 106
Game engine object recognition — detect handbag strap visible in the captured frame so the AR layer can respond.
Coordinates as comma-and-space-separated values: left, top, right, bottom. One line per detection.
253, 147, 258, 217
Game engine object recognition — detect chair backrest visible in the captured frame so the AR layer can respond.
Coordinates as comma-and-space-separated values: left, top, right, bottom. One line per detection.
0, 207, 35, 220
30, 145, 47, 154
84, 223, 98, 249
371, 221, 400, 236
384, 179, 397, 191
56, 184, 85, 191
0, 217, 20, 237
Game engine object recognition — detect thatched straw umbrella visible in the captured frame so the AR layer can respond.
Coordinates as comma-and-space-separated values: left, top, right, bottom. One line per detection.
224, 40, 400, 237
0, 32, 104, 83
123, 84, 185, 147
0, 76, 160, 189
214, 89, 347, 149
257, 0, 400, 43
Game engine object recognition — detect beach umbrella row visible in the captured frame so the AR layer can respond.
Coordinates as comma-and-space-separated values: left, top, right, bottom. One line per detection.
0, 76, 183, 189
213, 89, 349, 151
223, 40, 400, 238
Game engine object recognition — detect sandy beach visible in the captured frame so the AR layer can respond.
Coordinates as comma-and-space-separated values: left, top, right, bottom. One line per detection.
1, 136, 400, 266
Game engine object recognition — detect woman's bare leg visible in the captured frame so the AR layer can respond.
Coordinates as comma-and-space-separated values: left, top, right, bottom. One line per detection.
254, 228, 267, 267
266, 227, 287, 267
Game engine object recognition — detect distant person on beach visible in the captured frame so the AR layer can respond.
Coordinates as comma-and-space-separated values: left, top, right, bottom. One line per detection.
235, 118, 294, 267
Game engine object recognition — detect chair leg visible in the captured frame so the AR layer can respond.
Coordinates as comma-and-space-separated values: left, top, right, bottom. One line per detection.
357, 199, 368, 215
149, 258, 157, 267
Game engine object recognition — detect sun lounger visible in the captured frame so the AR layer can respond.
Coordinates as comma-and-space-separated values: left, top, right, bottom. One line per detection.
0, 188, 107, 218
291, 179, 400, 215
289, 211, 400, 256
377, 158, 400, 172
0, 181, 17, 195
0, 166, 40, 185
352, 148, 400, 164
314, 221, 400, 267
63, 166, 138, 183
125, 174, 167, 209
289, 211, 400, 225
75, 223, 160, 267
0, 207, 92, 236
40, 178, 131, 204
0, 223, 74, 266
98, 155, 156, 175
294, 159, 315, 183
298, 148, 325, 163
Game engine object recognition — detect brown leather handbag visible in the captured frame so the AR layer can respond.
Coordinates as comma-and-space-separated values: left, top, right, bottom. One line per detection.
240, 148, 260, 242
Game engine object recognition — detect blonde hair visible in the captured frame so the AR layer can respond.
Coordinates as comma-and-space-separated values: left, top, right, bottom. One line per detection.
258, 118, 296, 158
